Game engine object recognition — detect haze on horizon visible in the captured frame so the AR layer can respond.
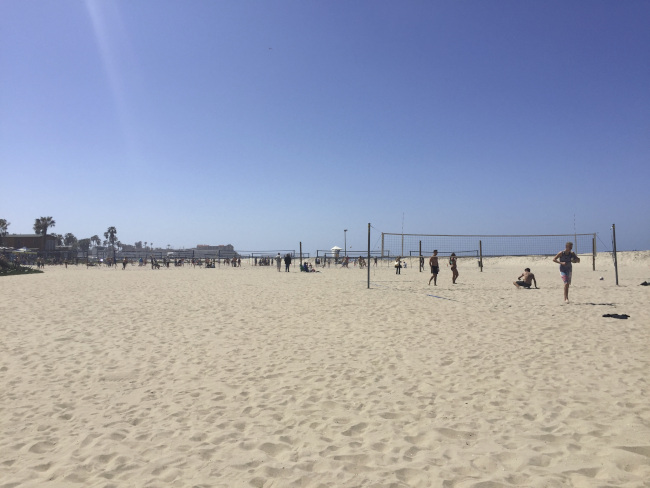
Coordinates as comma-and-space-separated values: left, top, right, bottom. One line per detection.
1, 1, 649, 253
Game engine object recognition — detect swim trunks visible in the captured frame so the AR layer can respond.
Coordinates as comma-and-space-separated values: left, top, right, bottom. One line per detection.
430, 266, 439, 274
559, 251, 573, 285
516, 280, 531, 288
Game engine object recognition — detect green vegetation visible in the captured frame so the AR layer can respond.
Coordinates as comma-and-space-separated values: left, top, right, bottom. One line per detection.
0, 266, 43, 277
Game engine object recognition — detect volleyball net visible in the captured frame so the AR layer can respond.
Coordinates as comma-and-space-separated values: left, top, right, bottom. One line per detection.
379, 232, 597, 269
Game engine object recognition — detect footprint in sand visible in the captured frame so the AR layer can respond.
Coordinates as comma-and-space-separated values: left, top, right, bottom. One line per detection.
342, 422, 368, 437
28, 441, 55, 454
258, 442, 290, 457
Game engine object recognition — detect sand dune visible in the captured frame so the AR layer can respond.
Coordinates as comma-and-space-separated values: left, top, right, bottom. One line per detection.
1, 252, 649, 487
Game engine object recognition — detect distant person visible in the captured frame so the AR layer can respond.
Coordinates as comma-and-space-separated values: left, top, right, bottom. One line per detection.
428, 250, 439, 286
394, 257, 402, 275
449, 253, 459, 284
122, 257, 128, 270
276, 253, 282, 272
284, 253, 292, 272
553, 242, 580, 303
514, 268, 537, 289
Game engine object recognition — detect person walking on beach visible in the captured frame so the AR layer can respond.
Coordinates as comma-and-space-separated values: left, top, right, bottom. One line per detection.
514, 268, 537, 289
394, 257, 402, 275
449, 253, 459, 284
284, 253, 292, 272
553, 242, 579, 303
276, 253, 282, 272
428, 250, 439, 285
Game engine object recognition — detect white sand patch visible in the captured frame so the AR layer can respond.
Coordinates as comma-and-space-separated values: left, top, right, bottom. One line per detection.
1, 253, 649, 487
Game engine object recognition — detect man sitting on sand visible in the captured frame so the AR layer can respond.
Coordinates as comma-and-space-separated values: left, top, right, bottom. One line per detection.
514, 268, 538, 289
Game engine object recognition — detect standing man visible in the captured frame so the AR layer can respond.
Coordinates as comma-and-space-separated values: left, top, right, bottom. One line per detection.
553, 242, 580, 303
428, 250, 439, 286
284, 253, 292, 272
276, 253, 282, 272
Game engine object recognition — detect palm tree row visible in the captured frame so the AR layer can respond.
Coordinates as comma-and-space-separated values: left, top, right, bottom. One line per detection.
2, 216, 160, 253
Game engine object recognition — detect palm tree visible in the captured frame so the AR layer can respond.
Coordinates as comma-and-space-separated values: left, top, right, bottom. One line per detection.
78, 238, 91, 252
0, 219, 10, 246
51, 233, 64, 246
144, 241, 148, 250
104, 226, 118, 264
64, 233, 77, 246
33, 217, 56, 250
91, 235, 101, 248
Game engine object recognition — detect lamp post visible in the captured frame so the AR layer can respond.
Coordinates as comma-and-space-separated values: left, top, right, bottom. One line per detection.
344, 229, 347, 258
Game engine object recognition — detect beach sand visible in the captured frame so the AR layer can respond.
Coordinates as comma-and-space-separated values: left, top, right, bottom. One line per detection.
1, 252, 649, 487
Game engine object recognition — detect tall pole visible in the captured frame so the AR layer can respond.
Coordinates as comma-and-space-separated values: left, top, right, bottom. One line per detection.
300, 242, 303, 266
367, 223, 371, 289
479, 240, 483, 272
419, 240, 422, 272
612, 224, 619, 286
344, 229, 347, 258
592, 235, 596, 272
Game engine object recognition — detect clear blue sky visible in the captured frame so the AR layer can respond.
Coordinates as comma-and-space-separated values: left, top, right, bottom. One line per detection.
1, 1, 649, 252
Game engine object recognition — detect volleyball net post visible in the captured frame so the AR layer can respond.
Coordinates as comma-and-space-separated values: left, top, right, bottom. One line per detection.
592, 236, 596, 272
367, 223, 371, 289
612, 224, 619, 286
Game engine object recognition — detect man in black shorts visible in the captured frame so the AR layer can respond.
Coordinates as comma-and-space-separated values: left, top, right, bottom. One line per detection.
428, 250, 439, 286
514, 268, 538, 289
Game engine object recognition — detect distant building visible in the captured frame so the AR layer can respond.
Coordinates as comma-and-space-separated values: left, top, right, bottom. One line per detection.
196, 244, 235, 252
2, 234, 56, 251
194, 244, 237, 258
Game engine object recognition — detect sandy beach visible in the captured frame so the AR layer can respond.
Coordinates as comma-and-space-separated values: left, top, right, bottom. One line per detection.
1, 252, 649, 488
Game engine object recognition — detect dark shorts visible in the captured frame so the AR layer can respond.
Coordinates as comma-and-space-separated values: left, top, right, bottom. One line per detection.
431, 266, 439, 275
516, 281, 531, 288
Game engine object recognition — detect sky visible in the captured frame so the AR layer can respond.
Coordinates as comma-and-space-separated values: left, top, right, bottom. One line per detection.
1, 1, 649, 253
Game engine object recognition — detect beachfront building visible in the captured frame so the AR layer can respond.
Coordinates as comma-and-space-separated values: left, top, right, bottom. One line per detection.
2, 234, 56, 251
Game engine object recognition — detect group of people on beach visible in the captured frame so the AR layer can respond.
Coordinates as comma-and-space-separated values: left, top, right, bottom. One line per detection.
419, 242, 580, 302
425, 250, 458, 285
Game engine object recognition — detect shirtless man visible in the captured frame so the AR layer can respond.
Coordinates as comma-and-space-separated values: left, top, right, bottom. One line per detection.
428, 250, 439, 285
513, 268, 537, 289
